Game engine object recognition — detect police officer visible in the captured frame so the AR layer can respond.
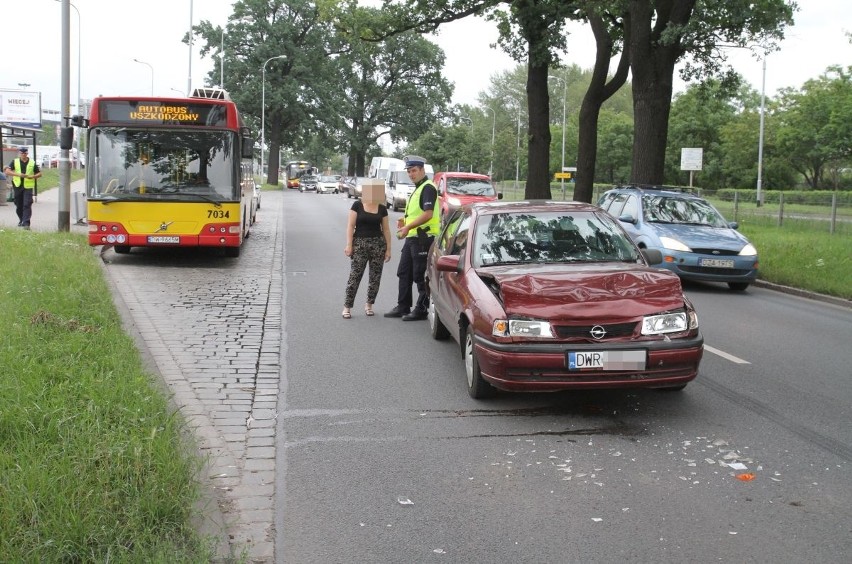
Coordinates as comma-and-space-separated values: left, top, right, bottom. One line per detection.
4, 147, 42, 229
384, 155, 440, 321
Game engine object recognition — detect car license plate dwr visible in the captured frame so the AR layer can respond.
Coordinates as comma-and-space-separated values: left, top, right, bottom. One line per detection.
567, 350, 646, 371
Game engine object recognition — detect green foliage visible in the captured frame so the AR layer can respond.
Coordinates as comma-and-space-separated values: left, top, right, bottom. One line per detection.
775, 65, 852, 188
0, 232, 212, 561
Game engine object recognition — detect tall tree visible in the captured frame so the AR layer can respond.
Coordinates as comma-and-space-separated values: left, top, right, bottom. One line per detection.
775, 65, 852, 189
323, 5, 453, 176
354, 0, 575, 198
625, 0, 796, 184
194, 0, 329, 185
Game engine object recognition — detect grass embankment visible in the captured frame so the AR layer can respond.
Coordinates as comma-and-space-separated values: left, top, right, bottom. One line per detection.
0, 231, 215, 561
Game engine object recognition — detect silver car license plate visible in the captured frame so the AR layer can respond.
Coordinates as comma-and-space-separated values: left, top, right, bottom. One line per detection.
567, 350, 646, 371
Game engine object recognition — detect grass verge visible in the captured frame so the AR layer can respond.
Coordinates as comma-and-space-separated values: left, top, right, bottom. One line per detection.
0, 230, 216, 561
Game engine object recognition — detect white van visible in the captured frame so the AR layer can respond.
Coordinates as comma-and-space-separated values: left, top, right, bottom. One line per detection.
368, 156, 405, 180
385, 169, 416, 211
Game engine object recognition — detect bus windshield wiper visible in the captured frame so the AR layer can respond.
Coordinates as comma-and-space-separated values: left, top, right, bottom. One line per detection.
158, 192, 223, 207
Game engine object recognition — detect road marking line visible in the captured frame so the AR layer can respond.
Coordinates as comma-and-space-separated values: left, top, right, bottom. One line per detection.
705, 345, 751, 364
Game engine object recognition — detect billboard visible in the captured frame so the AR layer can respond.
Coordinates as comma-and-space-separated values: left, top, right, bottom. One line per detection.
0, 90, 42, 128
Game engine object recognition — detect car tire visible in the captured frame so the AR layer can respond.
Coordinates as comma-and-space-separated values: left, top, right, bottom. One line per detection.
465, 325, 495, 399
113, 245, 130, 254
728, 282, 749, 291
428, 296, 450, 340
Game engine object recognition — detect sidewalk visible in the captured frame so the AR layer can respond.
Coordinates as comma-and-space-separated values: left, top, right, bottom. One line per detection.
0, 179, 88, 234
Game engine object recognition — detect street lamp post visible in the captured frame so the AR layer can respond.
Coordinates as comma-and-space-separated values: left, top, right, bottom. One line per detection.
484, 107, 495, 178
133, 58, 154, 95
261, 55, 287, 184
515, 103, 522, 194
57, 0, 82, 168
548, 75, 567, 200
458, 115, 472, 171
756, 55, 767, 207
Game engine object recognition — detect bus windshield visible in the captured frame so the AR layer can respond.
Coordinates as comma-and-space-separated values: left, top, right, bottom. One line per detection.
88, 127, 237, 200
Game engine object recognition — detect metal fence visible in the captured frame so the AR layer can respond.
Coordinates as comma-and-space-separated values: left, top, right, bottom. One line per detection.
700, 190, 850, 236
496, 182, 851, 237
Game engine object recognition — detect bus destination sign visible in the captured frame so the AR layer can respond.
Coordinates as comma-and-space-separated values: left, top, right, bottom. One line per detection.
99, 101, 228, 126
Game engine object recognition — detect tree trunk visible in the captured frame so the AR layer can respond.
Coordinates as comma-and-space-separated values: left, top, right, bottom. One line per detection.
267, 117, 282, 186
628, 0, 695, 185
525, 62, 552, 199
573, 12, 631, 203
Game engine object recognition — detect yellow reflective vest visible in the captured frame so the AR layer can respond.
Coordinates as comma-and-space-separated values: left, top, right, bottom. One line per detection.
10, 158, 37, 189
404, 179, 440, 238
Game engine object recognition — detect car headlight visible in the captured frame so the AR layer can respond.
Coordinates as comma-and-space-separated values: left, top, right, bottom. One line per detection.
493, 319, 555, 338
446, 197, 462, 207
659, 236, 691, 252
739, 243, 757, 256
641, 311, 691, 335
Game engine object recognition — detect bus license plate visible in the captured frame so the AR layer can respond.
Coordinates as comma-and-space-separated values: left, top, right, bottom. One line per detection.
147, 236, 180, 244
567, 350, 646, 371
699, 258, 734, 268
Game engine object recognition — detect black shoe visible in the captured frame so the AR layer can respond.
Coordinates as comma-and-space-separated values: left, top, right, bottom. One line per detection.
384, 306, 410, 318
402, 309, 428, 321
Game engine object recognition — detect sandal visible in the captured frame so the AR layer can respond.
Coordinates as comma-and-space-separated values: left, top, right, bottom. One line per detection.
342, 308, 352, 319
365, 304, 375, 316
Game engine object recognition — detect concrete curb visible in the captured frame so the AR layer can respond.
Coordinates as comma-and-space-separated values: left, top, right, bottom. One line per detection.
752, 279, 851, 309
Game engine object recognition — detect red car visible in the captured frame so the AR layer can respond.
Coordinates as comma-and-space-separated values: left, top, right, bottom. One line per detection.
433, 171, 502, 221
426, 200, 704, 398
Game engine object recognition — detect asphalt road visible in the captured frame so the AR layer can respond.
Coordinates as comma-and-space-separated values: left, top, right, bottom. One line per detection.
276, 189, 851, 563
96, 188, 851, 563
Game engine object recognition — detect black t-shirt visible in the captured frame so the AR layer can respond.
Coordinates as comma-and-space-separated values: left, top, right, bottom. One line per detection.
417, 179, 437, 211
351, 200, 388, 238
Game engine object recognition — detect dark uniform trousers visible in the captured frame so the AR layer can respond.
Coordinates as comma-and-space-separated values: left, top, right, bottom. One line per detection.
397, 234, 435, 313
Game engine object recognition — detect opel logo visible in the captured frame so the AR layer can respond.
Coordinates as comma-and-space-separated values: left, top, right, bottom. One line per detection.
712, 250, 720, 255
590, 325, 607, 340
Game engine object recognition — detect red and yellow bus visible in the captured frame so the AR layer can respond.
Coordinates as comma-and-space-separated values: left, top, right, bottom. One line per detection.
284, 160, 311, 189
85, 89, 255, 257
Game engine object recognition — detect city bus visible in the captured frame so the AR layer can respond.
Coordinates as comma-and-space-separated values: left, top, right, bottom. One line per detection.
284, 160, 311, 189
84, 88, 255, 257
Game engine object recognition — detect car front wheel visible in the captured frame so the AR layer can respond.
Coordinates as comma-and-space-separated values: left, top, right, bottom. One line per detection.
728, 282, 749, 291
465, 326, 495, 399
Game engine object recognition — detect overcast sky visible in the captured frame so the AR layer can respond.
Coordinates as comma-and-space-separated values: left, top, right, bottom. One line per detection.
5, 0, 850, 115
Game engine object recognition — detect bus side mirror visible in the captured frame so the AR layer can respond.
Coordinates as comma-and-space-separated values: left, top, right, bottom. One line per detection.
242, 138, 254, 159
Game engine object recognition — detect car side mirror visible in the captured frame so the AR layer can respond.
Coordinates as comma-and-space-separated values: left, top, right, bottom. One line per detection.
618, 214, 637, 224
436, 254, 463, 274
497, 192, 504, 200
641, 248, 663, 265
728, 221, 739, 230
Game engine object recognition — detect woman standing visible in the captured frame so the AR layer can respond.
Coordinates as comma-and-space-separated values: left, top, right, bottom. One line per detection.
343, 195, 391, 318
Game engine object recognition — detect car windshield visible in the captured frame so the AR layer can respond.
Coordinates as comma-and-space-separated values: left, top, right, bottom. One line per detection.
320, 175, 337, 183
87, 127, 237, 200
471, 210, 641, 267
643, 195, 729, 227
446, 177, 495, 196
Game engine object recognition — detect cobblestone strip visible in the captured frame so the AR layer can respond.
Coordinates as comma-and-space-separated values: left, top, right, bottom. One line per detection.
100, 194, 284, 562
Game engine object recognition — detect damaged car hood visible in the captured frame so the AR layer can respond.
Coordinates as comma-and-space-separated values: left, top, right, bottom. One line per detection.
479, 264, 684, 320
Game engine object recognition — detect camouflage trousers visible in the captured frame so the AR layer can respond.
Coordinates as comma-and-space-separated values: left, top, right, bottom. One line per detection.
344, 236, 387, 308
